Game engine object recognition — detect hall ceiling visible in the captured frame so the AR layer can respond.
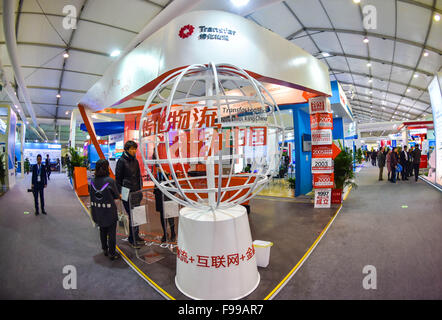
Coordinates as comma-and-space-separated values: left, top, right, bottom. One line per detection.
0, 0, 441, 125
247, 0, 442, 123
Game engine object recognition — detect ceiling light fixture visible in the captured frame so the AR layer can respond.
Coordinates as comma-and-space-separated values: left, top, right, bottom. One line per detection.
368, 78, 373, 83
63, 52, 69, 58
423, 51, 429, 57
407, 88, 411, 93
363, 37, 369, 43
353, 0, 361, 3
413, 74, 418, 78
367, 62, 371, 67
231, 0, 250, 6
56, 93, 61, 98
110, 50, 121, 57
434, 14, 441, 22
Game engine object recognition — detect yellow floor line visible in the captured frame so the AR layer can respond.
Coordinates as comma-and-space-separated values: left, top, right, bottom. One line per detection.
116, 247, 176, 300
75, 191, 176, 300
264, 185, 353, 300
74, 191, 95, 227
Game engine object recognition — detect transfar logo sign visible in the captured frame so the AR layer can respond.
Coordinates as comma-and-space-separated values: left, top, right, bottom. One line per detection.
179, 24, 194, 39
179, 24, 236, 41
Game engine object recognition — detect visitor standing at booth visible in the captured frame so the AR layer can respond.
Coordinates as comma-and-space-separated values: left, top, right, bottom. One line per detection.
412, 145, 421, 182
152, 152, 176, 243
386, 149, 392, 181
89, 159, 120, 260
406, 147, 413, 178
371, 149, 377, 166
115, 140, 145, 249
390, 147, 398, 183
45, 154, 51, 181
399, 146, 409, 181
377, 147, 386, 181
31, 154, 47, 215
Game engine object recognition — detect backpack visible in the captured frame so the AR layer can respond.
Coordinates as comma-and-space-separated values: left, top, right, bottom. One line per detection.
90, 181, 112, 209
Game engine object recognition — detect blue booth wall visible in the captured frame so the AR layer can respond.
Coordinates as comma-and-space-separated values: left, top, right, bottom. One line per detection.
280, 104, 313, 196
88, 144, 109, 170
279, 103, 345, 197
332, 117, 344, 140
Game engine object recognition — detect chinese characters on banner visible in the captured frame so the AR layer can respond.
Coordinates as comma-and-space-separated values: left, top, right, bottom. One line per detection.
176, 246, 256, 268
140, 107, 268, 161
309, 96, 333, 208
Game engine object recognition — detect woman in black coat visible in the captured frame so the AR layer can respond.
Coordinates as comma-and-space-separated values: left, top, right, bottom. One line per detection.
90, 159, 121, 260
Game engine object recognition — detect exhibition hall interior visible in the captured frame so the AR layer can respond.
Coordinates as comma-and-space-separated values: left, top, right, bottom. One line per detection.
1, 0, 442, 302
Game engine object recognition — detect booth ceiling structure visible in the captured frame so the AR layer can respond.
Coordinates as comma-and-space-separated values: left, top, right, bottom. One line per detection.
0, 0, 441, 127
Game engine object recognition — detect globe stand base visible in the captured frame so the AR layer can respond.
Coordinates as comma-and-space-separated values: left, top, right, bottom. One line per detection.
175, 204, 260, 300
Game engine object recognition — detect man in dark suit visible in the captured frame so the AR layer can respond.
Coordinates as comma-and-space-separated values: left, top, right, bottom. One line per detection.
412, 145, 422, 182
399, 146, 410, 181
31, 154, 47, 215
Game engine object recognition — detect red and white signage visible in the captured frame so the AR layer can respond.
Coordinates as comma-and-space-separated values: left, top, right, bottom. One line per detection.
309, 96, 331, 114
314, 188, 332, 208
311, 113, 334, 130
310, 114, 319, 130
310, 97, 333, 208
317, 113, 333, 130
313, 173, 335, 188
312, 158, 334, 173
311, 129, 333, 145
312, 145, 333, 158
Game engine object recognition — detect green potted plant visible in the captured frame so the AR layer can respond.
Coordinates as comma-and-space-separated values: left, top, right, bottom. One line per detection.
24, 158, 31, 175
356, 148, 363, 164
287, 177, 296, 195
66, 147, 87, 185
332, 142, 357, 204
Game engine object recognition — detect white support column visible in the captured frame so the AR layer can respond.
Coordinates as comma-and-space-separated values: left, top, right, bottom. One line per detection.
69, 109, 77, 149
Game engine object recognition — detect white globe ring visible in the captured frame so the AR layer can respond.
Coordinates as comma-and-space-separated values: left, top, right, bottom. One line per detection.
138, 62, 285, 211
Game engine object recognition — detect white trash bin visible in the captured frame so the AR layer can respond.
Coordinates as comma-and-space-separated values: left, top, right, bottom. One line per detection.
253, 240, 273, 268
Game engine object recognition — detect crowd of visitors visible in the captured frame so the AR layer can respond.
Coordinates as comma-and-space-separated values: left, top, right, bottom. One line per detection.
372, 145, 422, 183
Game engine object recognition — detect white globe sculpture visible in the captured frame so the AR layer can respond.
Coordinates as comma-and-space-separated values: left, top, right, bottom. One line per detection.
138, 62, 284, 299
139, 62, 284, 210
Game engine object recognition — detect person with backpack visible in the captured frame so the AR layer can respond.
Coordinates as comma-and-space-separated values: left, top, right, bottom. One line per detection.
90, 159, 121, 260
